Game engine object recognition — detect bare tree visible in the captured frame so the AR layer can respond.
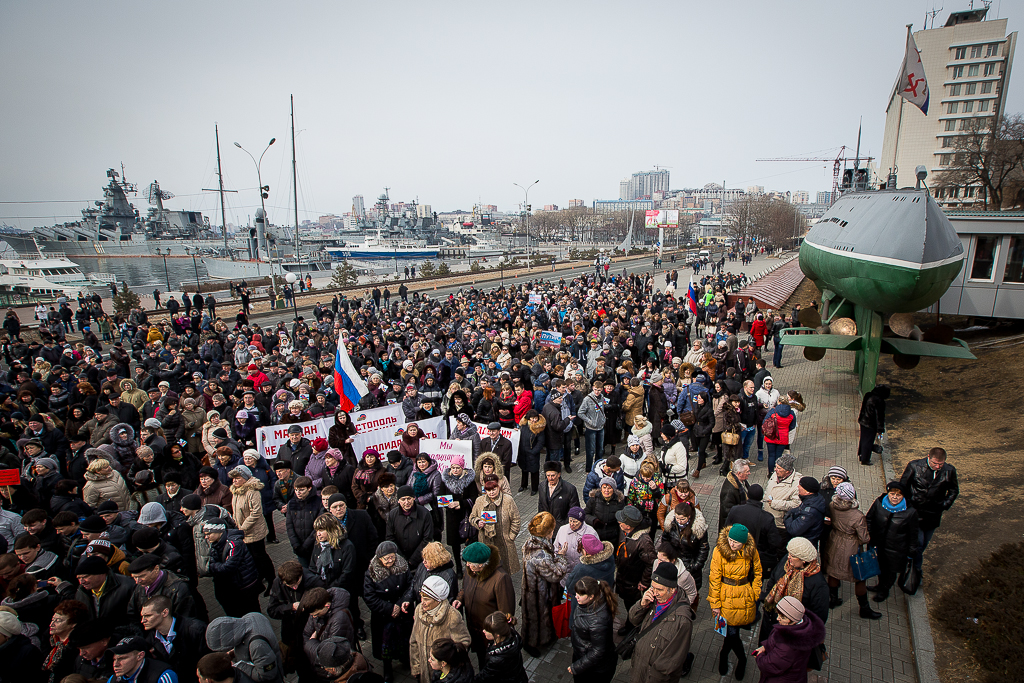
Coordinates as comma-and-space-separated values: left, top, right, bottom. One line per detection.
726, 194, 803, 249
937, 114, 1024, 209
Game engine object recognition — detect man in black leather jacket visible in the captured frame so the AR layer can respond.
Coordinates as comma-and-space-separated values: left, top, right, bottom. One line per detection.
900, 447, 959, 572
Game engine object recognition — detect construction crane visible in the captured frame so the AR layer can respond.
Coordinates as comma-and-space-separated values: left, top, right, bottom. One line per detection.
756, 146, 874, 206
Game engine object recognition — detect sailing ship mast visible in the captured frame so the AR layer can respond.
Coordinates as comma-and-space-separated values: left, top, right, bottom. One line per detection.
215, 124, 230, 256
291, 94, 300, 256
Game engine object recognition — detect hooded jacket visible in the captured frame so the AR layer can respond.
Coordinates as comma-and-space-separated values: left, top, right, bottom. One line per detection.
230, 476, 269, 543
707, 525, 762, 626
205, 612, 284, 683
119, 379, 150, 410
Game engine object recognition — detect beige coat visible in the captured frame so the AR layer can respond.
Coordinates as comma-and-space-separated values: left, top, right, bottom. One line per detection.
622, 384, 646, 427
83, 468, 131, 511
824, 498, 870, 584
229, 476, 268, 542
409, 600, 471, 683
765, 470, 802, 529
202, 420, 231, 457
469, 492, 522, 575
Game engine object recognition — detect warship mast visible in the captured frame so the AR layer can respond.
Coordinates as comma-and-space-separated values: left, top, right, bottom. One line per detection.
291, 95, 300, 257
215, 124, 230, 257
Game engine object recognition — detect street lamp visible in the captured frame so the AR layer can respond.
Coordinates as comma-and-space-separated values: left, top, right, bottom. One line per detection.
156, 248, 171, 291
235, 137, 277, 295
285, 272, 299, 319
184, 246, 201, 293
514, 180, 539, 272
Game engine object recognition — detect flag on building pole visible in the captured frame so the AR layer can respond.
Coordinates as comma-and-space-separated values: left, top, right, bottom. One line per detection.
686, 278, 699, 316
896, 28, 929, 114
334, 331, 368, 412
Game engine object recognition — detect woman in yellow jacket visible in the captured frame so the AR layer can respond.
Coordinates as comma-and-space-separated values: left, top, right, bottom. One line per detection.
707, 523, 762, 680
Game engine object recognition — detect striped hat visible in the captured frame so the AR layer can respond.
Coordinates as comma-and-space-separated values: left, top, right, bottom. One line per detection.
826, 466, 849, 481
203, 518, 228, 532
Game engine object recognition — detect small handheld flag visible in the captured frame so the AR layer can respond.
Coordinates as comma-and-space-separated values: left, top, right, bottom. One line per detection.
686, 279, 699, 316
896, 28, 929, 115
334, 331, 369, 412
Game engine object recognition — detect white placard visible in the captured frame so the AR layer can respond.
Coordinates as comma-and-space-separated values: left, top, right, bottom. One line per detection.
257, 418, 331, 461
417, 438, 473, 470
472, 421, 522, 464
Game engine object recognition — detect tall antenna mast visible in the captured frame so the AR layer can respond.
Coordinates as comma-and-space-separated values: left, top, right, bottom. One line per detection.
215, 124, 229, 255
291, 94, 300, 256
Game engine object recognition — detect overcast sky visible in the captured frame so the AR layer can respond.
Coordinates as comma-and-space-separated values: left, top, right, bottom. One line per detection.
2, 0, 1022, 229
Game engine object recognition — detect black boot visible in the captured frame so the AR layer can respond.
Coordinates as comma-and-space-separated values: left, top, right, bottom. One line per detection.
718, 644, 730, 675
734, 652, 747, 680
563, 460, 572, 473
858, 593, 883, 619
828, 585, 843, 609
872, 587, 890, 602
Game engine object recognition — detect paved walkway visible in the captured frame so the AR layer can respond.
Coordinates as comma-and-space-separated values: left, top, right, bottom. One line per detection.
193, 304, 916, 683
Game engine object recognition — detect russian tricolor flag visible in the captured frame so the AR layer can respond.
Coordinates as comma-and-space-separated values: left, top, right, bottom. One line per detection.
334, 331, 369, 412
686, 279, 699, 316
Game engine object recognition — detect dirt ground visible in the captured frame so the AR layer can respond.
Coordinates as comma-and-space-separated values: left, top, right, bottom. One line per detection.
779, 278, 1022, 682
879, 324, 1024, 683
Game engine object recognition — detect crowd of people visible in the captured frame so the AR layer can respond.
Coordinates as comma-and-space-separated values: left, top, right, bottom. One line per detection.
0, 264, 960, 683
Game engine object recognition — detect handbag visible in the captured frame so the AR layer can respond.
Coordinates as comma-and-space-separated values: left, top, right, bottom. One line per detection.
458, 516, 476, 541
721, 431, 740, 446
551, 600, 571, 639
678, 410, 695, 427
808, 643, 828, 670
898, 558, 921, 595
615, 597, 683, 660
849, 545, 881, 582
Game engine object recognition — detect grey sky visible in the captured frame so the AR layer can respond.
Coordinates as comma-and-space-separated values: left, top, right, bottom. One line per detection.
2, 0, 1022, 229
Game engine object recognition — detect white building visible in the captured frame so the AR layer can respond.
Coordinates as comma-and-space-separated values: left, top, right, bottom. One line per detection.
880, 8, 1017, 207
352, 195, 365, 218
792, 191, 810, 204
622, 170, 670, 200
416, 204, 432, 219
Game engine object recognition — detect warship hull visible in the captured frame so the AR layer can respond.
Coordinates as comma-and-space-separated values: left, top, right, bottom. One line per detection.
2, 234, 246, 257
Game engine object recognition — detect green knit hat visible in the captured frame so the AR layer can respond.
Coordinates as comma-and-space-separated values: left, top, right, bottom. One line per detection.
728, 523, 749, 543
462, 542, 491, 564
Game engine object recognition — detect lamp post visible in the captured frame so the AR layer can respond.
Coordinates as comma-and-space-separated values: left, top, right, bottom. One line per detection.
285, 272, 299, 319
184, 246, 201, 293
514, 180, 539, 272
235, 138, 277, 295
156, 248, 171, 291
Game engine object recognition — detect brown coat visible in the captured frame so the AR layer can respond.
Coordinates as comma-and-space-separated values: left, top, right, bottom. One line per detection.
455, 544, 516, 651
230, 476, 268, 542
196, 479, 233, 509
626, 589, 694, 683
621, 384, 646, 427
520, 536, 571, 649
469, 493, 521, 574
823, 498, 870, 584
409, 600, 471, 683
657, 487, 700, 530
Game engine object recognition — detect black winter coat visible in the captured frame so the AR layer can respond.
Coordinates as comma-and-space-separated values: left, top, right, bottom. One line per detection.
726, 499, 783, 574
584, 489, 626, 544
277, 438, 314, 477
0, 634, 44, 683
569, 600, 617, 678
866, 496, 921, 572
858, 386, 889, 432
783, 493, 829, 546
267, 569, 325, 644
757, 559, 829, 645
691, 398, 714, 438
541, 400, 571, 451
475, 628, 529, 683
363, 566, 413, 661
209, 528, 260, 590
517, 419, 546, 472
340, 509, 379, 579
386, 504, 434, 567
899, 458, 959, 530
718, 472, 748, 531
285, 494, 324, 560
538, 478, 580, 529
311, 539, 357, 591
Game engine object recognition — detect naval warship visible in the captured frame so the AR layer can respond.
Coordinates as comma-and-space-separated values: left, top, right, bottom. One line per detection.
2, 168, 249, 257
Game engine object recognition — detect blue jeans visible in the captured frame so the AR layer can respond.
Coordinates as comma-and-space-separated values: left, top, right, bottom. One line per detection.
741, 426, 756, 460
584, 428, 604, 473
766, 442, 786, 470
773, 340, 784, 367
547, 448, 563, 464
914, 527, 937, 571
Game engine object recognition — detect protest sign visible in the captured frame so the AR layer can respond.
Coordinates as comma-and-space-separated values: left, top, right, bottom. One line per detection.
351, 404, 404, 434
473, 421, 521, 463
538, 330, 562, 349
256, 418, 330, 461
528, 293, 541, 305
350, 415, 446, 462
0, 469, 20, 487
418, 438, 473, 470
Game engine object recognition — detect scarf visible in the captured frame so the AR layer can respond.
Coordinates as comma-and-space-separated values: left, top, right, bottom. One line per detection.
881, 496, 907, 513
652, 593, 675, 621
44, 634, 70, 679
367, 553, 410, 582
412, 470, 430, 498
764, 557, 820, 612
315, 541, 334, 580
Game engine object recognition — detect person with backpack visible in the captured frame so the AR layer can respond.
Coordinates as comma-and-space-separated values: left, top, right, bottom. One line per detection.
762, 400, 796, 472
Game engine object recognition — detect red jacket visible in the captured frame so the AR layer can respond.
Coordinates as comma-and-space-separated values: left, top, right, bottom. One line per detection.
513, 390, 533, 423
749, 319, 768, 346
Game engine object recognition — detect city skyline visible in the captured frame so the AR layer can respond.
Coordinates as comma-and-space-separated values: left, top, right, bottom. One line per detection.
2, 1, 1023, 230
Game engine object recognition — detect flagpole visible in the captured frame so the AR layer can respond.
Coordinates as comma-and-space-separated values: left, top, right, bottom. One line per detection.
891, 24, 913, 186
